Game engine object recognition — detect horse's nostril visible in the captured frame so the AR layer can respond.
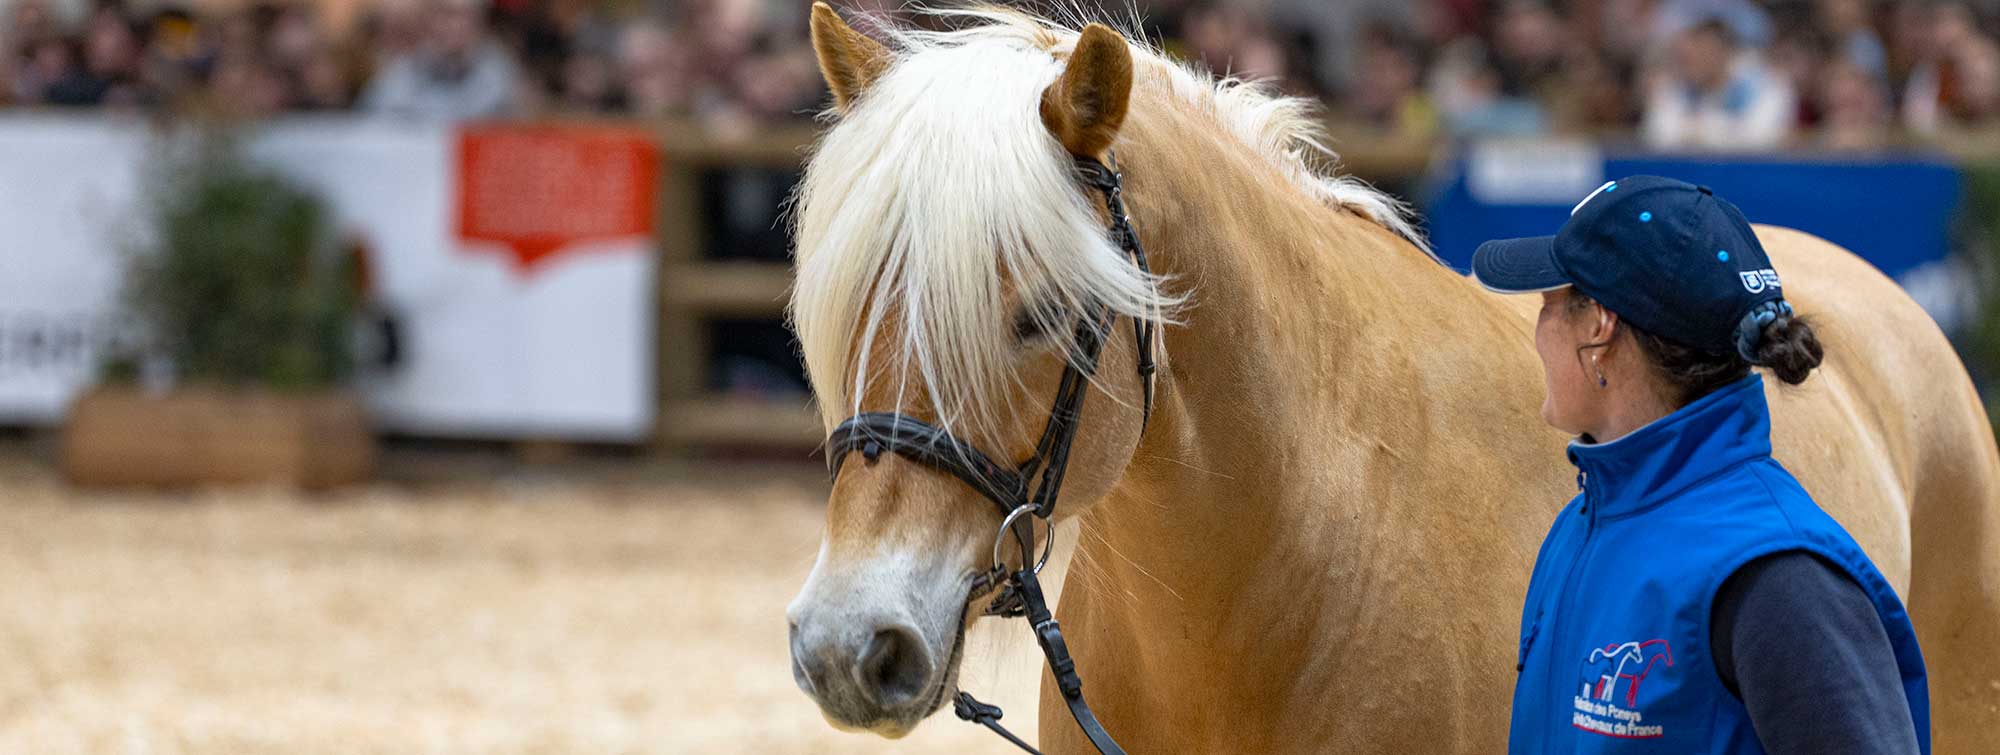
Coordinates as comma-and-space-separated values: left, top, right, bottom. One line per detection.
790, 623, 817, 695
856, 624, 931, 708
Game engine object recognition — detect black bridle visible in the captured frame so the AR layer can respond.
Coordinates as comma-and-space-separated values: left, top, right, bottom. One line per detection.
823, 153, 1154, 755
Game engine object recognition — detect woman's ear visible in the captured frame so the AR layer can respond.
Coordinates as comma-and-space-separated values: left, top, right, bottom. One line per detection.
1589, 303, 1621, 350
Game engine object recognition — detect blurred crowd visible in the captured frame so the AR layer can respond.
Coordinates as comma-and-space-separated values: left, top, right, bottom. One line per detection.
0, 0, 828, 127
6, 0, 2000, 149
1284, 0, 2000, 150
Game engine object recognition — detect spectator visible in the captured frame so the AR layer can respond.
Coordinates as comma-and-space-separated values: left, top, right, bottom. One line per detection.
719, 43, 819, 125
360, 0, 519, 121
0, 0, 1988, 145
1431, 39, 1551, 137
4, 0, 60, 59
1642, 19, 1797, 150
1491, 0, 1565, 102
1903, 1, 2000, 133
365, 0, 429, 63
296, 46, 353, 110
605, 0, 823, 130
1183, 2, 1241, 70
1600, 0, 1660, 61
268, 4, 326, 72
343, 0, 418, 106
1550, 47, 1639, 134
1768, 25, 1830, 130
498, 0, 573, 99
141, 8, 208, 104
207, 49, 290, 119
1348, 28, 1440, 141
1885, 0, 1933, 92
1651, 0, 1773, 51
1266, 0, 1416, 96
263, 4, 352, 109
618, 21, 685, 118
1958, 38, 2000, 123
1816, 0, 1888, 80
11, 36, 76, 105
1819, 54, 1894, 150
559, 46, 621, 113
1233, 33, 1292, 84
45, 6, 147, 106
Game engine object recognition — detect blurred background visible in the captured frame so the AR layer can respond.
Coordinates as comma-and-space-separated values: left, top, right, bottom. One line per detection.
2, 0, 1999, 752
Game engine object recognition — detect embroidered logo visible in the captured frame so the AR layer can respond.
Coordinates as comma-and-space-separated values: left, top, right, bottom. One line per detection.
1573, 639, 1673, 740
1740, 269, 1781, 293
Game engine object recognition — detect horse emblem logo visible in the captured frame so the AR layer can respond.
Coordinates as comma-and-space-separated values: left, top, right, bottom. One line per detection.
1570, 639, 1674, 739
1580, 639, 1674, 707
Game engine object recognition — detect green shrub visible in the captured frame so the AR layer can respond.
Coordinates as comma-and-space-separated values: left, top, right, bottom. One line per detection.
1954, 162, 2000, 435
120, 139, 355, 390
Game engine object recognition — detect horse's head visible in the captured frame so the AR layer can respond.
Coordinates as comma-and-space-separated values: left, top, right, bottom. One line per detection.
784, 4, 1174, 737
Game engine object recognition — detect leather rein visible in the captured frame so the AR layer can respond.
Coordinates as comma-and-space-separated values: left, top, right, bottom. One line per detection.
824, 153, 1154, 755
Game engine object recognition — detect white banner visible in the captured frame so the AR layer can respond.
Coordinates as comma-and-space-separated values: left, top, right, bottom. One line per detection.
0, 115, 656, 441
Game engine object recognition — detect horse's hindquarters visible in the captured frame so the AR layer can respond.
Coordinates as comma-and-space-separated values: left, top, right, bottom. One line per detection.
1759, 225, 2000, 754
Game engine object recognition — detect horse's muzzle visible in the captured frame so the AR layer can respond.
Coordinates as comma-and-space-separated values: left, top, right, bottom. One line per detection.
789, 612, 939, 736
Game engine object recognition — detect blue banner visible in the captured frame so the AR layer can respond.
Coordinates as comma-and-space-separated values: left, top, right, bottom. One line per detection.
1422, 150, 1961, 283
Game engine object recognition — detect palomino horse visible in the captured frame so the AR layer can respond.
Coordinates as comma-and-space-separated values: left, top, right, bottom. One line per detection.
784, 6, 2000, 753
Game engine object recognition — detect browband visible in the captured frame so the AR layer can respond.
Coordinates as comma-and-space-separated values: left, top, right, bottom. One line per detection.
825, 412, 1026, 516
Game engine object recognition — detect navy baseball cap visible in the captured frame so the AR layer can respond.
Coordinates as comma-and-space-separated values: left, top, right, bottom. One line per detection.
1472, 175, 1785, 356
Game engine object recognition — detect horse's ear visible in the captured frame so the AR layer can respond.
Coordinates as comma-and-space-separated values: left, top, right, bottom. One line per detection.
1042, 23, 1133, 157
810, 2, 890, 114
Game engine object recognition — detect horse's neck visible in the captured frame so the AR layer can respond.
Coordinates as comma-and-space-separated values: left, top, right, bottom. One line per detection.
1071, 100, 1513, 690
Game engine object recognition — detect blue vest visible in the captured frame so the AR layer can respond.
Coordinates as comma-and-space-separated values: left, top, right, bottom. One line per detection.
1507, 375, 1929, 753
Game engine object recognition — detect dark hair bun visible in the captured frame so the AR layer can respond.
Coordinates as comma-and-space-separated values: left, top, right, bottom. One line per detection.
1755, 314, 1823, 384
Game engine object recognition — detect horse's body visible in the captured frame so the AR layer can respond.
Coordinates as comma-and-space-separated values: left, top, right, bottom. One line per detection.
1047, 95, 2000, 750
786, 8, 2000, 753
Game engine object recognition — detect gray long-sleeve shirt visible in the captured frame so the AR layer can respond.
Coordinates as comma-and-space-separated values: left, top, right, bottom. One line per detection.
1711, 551, 1922, 755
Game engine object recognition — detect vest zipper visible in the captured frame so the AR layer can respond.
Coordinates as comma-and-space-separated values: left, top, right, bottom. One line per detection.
1517, 615, 1541, 672
1543, 469, 1599, 745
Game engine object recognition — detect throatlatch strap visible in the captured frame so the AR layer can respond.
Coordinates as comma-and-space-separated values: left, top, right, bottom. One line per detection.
1075, 154, 1158, 429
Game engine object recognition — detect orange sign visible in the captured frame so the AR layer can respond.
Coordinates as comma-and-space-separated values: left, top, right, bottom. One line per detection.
456, 125, 658, 272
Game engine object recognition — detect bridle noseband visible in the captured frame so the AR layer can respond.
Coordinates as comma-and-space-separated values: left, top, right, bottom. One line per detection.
823, 153, 1153, 755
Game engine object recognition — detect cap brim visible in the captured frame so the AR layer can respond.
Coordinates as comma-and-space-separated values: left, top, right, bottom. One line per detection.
1471, 235, 1570, 294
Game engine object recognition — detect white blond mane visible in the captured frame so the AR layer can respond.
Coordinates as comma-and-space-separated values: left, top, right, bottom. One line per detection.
790, 6, 1426, 439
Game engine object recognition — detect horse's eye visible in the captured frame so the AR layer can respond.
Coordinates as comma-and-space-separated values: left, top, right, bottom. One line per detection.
1014, 305, 1071, 344
1013, 309, 1052, 343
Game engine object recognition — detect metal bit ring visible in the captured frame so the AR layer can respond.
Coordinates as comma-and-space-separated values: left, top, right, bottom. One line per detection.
992, 504, 1055, 575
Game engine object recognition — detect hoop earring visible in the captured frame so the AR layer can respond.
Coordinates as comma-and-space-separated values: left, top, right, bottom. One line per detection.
1593, 354, 1607, 388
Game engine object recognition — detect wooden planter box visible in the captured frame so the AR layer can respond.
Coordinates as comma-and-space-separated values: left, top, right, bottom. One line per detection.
61, 386, 376, 489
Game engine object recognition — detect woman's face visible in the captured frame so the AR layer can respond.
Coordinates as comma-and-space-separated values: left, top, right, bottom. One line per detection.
1535, 289, 1602, 434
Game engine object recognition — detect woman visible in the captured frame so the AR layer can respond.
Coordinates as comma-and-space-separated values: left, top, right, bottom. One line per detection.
1473, 176, 1928, 754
